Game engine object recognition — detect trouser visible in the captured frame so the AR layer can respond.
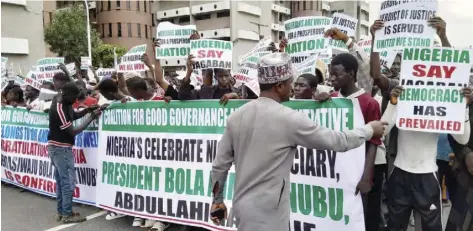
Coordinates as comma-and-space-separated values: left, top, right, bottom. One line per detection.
386, 167, 442, 231
436, 160, 457, 202
445, 168, 473, 231
363, 164, 387, 231
48, 145, 76, 216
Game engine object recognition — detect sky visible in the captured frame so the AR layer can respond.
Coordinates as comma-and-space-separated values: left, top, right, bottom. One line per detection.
367, 0, 473, 48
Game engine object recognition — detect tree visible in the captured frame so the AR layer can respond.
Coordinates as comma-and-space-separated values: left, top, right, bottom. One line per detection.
92, 44, 128, 68
44, 3, 102, 65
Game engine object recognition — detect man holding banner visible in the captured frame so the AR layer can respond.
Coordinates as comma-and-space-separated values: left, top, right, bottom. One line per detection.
382, 82, 470, 231
210, 52, 387, 230
48, 82, 101, 223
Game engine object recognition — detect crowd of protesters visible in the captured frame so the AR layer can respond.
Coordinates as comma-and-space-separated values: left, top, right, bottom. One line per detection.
1, 14, 473, 231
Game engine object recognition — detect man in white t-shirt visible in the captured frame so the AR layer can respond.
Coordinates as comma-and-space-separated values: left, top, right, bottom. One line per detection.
382, 86, 471, 231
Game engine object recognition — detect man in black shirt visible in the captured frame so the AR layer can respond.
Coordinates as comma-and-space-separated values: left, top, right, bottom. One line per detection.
48, 82, 100, 223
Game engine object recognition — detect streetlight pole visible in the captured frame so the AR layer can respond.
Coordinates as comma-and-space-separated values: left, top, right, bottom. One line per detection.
250, 22, 268, 39
84, 0, 92, 63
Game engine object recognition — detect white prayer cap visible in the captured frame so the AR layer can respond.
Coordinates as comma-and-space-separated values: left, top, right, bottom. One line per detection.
257, 53, 294, 84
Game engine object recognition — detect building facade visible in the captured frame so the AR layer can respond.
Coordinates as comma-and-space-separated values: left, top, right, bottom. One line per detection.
96, 0, 154, 55
1, 0, 46, 76
151, 0, 291, 69
38, 0, 370, 70
328, 0, 370, 40
291, 0, 331, 18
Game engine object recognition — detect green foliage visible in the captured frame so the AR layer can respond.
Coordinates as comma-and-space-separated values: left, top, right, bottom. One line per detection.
92, 44, 128, 68
44, 4, 102, 64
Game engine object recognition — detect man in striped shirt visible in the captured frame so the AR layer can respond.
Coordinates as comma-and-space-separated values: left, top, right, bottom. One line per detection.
48, 82, 101, 224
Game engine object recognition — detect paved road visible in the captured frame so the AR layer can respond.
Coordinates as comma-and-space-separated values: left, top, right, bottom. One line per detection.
1, 183, 450, 231
0, 184, 204, 231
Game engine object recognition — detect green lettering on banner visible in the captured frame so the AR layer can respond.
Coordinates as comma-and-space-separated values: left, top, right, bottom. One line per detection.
285, 39, 325, 54
164, 168, 205, 196
1, 107, 96, 130
158, 29, 192, 37
403, 48, 470, 64
376, 38, 432, 50
37, 58, 64, 65
157, 47, 190, 57
0, 107, 49, 128
101, 99, 354, 133
191, 40, 232, 50
92, 98, 362, 228
101, 161, 161, 191
400, 87, 463, 103
285, 17, 331, 30
129, 45, 147, 53
290, 183, 345, 222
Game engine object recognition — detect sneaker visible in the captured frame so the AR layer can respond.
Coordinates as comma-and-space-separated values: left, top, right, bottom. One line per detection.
105, 212, 125, 220
410, 216, 415, 226
62, 213, 86, 224
57, 211, 79, 222
132, 217, 144, 227
55, 214, 62, 222
150, 221, 170, 231
141, 219, 156, 228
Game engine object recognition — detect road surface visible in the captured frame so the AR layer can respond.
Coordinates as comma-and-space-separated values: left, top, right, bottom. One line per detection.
1, 183, 450, 231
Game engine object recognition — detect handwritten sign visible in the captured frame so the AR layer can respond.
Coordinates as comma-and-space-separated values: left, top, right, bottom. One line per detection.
396, 47, 471, 134
329, 13, 358, 52
35, 58, 64, 81
117, 44, 148, 73
374, 0, 438, 52
190, 39, 233, 70
156, 22, 196, 59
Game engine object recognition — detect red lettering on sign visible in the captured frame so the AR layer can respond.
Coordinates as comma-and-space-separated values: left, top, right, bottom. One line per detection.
197, 50, 224, 58
133, 63, 144, 70
4, 170, 14, 181
73, 149, 87, 164
412, 64, 457, 79
398, 117, 461, 131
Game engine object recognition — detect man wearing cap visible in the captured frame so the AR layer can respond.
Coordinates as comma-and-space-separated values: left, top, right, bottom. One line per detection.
210, 52, 387, 231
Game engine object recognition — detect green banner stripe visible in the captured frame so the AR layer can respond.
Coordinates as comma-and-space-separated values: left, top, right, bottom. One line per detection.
101, 99, 354, 133
1, 107, 97, 130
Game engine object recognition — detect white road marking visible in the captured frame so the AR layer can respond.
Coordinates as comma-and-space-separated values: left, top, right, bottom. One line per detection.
44, 210, 107, 231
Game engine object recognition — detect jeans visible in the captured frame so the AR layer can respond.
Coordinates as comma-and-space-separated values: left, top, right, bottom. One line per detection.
48, 145, 76, 216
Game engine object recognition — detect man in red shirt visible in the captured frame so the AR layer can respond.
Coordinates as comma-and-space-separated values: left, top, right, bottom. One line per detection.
73, 80, 98, 110
328, 53, 383, 231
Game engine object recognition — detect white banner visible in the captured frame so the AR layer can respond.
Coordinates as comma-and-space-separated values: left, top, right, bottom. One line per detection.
118, 44, 148, 73
156, 22, 196, 59
96, 99, 366, 231
190, 39, 233, 70
374, 0, 438, 52
81, 57, 91, 70
396, 47, 471, 134
35, 58, 65, 82
1, 107, 99, 205
284, 17, 331, 64
329, 13, 358, 52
